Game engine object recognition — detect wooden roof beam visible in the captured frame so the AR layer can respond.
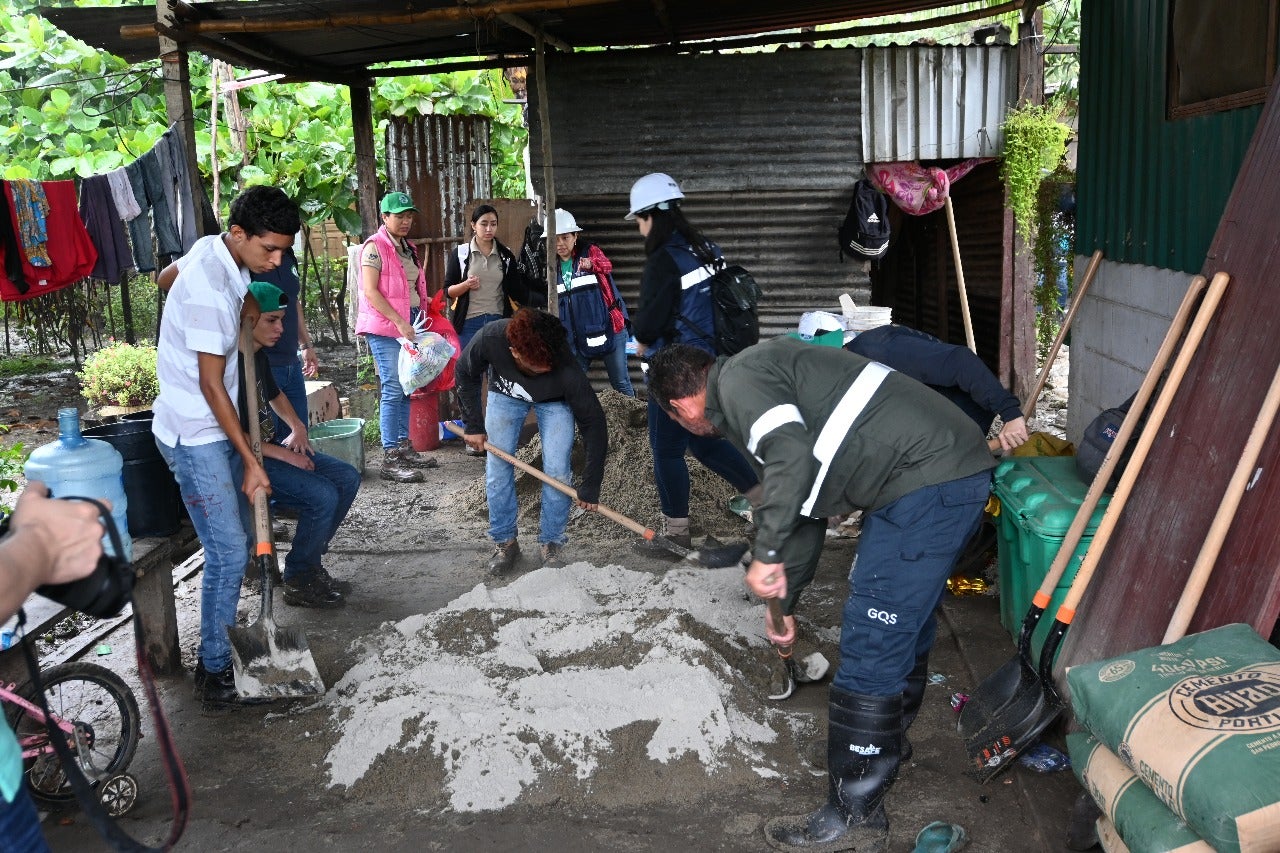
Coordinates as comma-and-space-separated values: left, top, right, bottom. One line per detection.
498, 13, 572, 52
121, 0, 616, 39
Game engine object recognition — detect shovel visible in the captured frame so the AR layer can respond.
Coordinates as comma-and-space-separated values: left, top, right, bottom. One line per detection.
228, 320, 326, 700
442, 421, 749, 568
960, 272, 1229, 781
1162, 359, 1280, 643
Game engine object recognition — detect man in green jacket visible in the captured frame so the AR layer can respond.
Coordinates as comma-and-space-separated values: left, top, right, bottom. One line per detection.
649, 339, 995, 853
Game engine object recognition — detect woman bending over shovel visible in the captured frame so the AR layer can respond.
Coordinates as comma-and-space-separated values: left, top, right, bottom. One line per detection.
456, 308, 607, 575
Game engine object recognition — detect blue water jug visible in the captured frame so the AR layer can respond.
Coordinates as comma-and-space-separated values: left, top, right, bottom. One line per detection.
24, 408, 133, 560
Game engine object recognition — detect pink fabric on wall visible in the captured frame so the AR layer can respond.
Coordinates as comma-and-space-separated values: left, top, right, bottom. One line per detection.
866, 159, 992, 215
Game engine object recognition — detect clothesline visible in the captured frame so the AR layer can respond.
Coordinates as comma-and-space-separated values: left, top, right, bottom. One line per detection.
0, 125, 212, 303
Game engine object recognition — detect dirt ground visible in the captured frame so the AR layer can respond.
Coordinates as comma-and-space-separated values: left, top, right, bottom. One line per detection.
8, 345, 1086, 852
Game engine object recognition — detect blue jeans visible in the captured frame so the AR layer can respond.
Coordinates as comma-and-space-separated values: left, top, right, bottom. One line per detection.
577, 328, 634, 396
366, 333, 409, 450
0, 785, 50, 853
156, 438, 252, 673
484, 390, 574, 545
459, 312, 502, 353
647, 395, 758, 519
833, 470, 990, 696
264, 451, 360, 582
269, 359, 308, 441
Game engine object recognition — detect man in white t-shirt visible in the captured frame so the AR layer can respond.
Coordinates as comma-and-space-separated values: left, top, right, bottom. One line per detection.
151, 185, 300, 710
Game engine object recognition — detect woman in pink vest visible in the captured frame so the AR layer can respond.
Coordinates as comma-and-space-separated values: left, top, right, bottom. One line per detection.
355, 191, 439, 483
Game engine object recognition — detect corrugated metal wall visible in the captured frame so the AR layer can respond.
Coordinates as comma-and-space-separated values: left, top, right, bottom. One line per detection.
528, 48, 874, 389
386, 115, 492, 292
530, 48, 865, 195
862, 45, 1016, 161
1077, 0, 1265, 274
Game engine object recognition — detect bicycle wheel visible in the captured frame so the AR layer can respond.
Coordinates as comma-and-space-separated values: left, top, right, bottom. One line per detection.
6, 661, 142, 806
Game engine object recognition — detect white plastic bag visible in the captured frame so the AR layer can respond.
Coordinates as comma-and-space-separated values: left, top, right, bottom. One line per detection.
397, 321, 457, 395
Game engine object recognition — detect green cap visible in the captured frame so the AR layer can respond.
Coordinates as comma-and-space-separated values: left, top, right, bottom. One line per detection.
248, 280, 287, 312
380, 191, 417, 214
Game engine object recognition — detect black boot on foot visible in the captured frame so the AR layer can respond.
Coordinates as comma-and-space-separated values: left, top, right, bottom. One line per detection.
764, 688, 901, 852
900, 655, 929, 764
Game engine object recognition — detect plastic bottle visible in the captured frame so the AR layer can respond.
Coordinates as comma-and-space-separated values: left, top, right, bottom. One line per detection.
24, 407, 133, 560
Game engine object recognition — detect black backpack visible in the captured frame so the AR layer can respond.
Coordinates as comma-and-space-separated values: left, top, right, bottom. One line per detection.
678, 262, 762, 356
838, 178, 890, 260
519, 218, 547, 293
1075, 392, 1142, 492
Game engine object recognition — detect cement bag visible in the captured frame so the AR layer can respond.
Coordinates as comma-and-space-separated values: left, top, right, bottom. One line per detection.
1066, 623, 1280, 853
1097, 815, 1129, 853
1067, 732, 1213, 853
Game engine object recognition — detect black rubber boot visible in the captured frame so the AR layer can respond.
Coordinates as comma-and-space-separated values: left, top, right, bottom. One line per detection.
764, 688, 901, 852
900, 656, 929, 764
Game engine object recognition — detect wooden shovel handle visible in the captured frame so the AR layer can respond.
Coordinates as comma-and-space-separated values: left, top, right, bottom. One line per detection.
239, 318, 272, 545
1030, 274, 1214, 610
442, 420, 656, 541
1163, 359, 1280, 643
943, 196, 976, 354
1025, 250, 1104, 419
1053, 272, 1230, 622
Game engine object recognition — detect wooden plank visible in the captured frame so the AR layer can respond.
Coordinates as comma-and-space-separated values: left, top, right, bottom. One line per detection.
1057, 76, 1280, 677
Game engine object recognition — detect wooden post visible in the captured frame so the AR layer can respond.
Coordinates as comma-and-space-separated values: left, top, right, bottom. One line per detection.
1004, 3, 1045, 403
157, 0, 206, 240
350, 85, 380, 240
130, 538, 182, 675
535, 33, 558, 314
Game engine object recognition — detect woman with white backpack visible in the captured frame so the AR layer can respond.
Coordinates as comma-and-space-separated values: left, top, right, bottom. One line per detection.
444, 204, 541, 352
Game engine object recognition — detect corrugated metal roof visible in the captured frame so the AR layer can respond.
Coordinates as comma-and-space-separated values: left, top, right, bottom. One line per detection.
42, 1, 999, 81
861, 45, 1015, 161
1076, 0, 1262, 274
529, 49, 863, 196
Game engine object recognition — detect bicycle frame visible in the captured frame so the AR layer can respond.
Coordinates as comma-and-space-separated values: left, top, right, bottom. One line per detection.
0, 680, 81, 763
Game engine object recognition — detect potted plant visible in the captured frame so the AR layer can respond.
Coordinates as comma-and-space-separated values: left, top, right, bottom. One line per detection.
77, 341, 160, 418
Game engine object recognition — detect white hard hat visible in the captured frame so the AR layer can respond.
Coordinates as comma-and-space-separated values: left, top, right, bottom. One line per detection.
551, 208, 581, 236
625, 172, 684, 220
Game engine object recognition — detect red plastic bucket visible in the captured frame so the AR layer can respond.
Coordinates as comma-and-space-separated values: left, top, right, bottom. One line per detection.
409, 389, 441, 451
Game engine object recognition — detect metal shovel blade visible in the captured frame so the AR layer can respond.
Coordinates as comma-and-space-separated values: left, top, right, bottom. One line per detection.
228, 553, 325, 700
958, 653, 1063, 783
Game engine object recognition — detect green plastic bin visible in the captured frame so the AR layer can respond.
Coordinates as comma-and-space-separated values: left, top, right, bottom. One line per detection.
308, 418, 366, 474
990, 456, 1110, 664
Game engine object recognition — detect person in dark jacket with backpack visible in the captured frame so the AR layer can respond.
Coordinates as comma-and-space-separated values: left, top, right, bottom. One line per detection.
552, 208, 634, 396
847, 323, 1029, 451
627, 172, 761, 554
444, 204, 541, 352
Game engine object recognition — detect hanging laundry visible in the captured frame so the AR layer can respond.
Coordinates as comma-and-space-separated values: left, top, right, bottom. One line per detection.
106, 166, 141, 221
161, 128, 201, 252
125, 148, 181, 273
79, 174, 134, 284
0, 180, 97, 301
865, 159, 992, 216
10, 179, 52, 267
0, 184, 27, 295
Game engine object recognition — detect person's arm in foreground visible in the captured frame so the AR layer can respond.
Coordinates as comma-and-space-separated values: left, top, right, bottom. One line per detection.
0, 483, 104, 621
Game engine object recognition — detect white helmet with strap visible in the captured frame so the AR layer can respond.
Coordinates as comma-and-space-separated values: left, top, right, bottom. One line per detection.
625, 172, 684, 220
551, 208, 582, 236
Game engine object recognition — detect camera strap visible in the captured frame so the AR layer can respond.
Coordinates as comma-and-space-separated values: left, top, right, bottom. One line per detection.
13, 498, 191, 852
